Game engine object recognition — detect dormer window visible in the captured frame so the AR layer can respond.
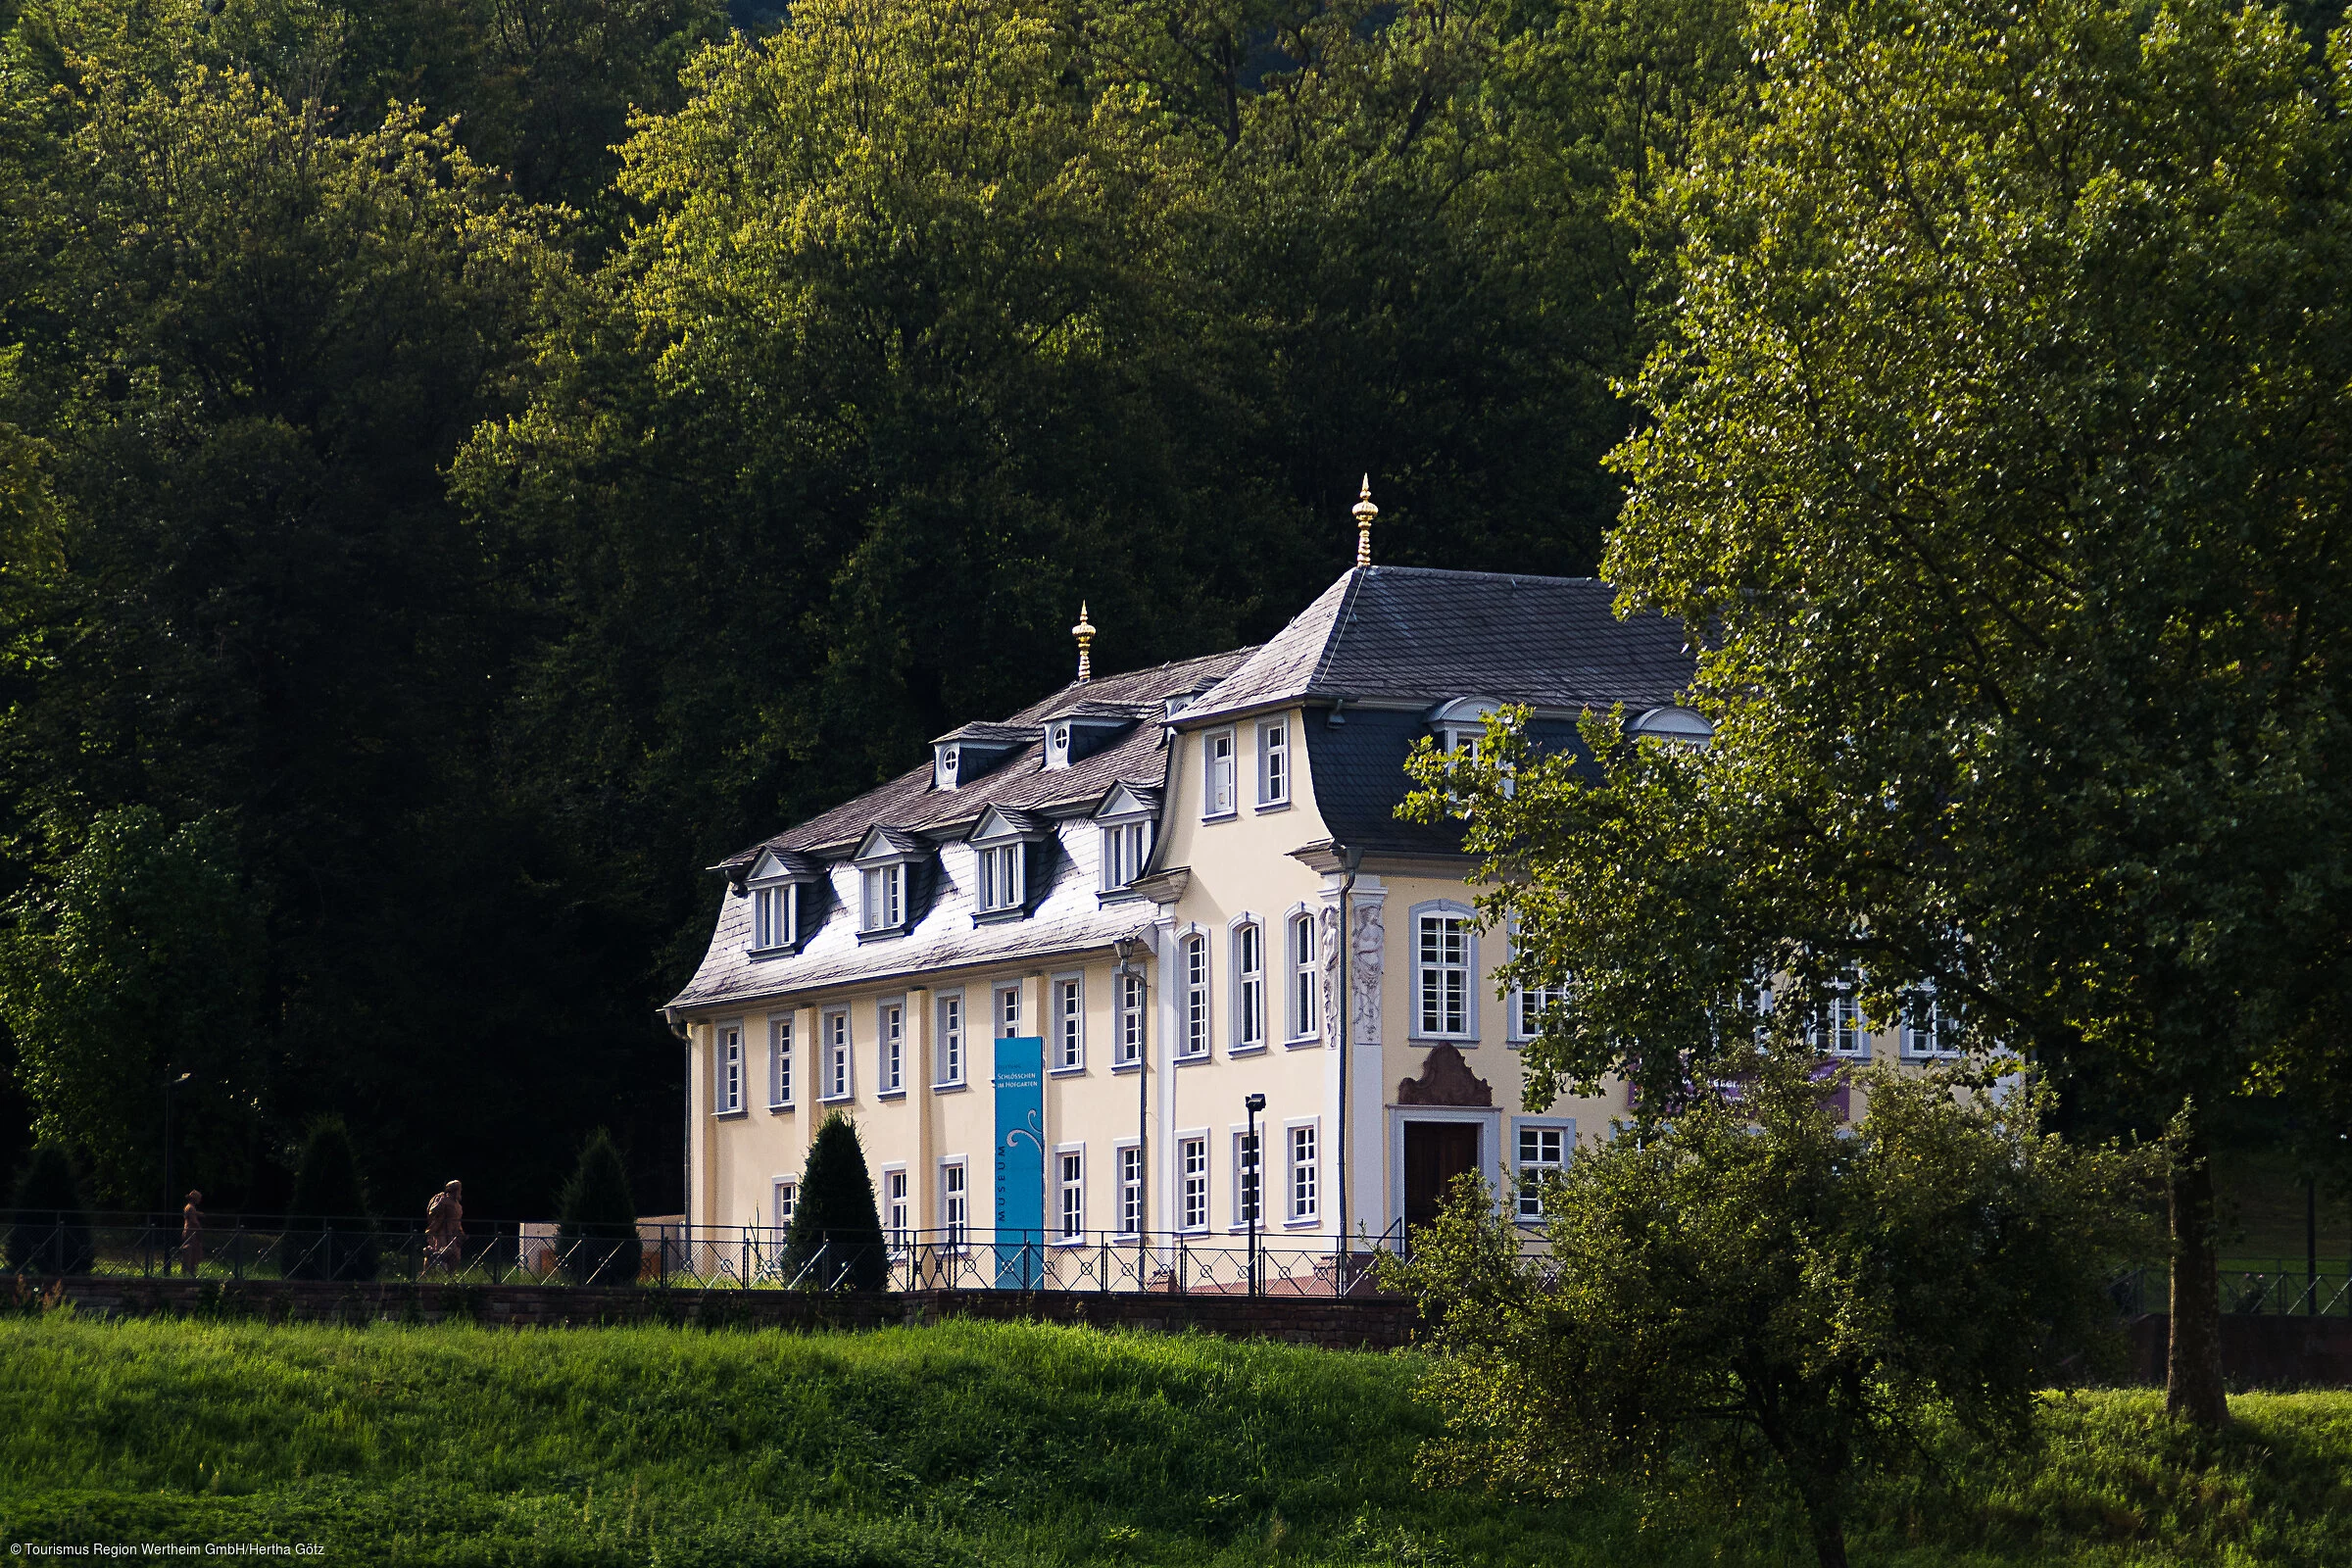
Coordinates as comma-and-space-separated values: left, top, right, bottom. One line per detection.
978, 842, 1025, 913
1095, 783, 1160, 896
1630, 706, 1714, 749
861, 864, 903, 930
741, 847, 822, 954
928, 723, 1035, 790
968, 805, 1048, 923
851, 826, 926, 939
934, 745, 961, 790
1431, 697, 1502, 758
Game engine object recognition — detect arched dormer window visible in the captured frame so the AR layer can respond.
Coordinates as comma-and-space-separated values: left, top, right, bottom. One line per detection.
1629, 706, 1714, 749
1429, 697, 1503, 758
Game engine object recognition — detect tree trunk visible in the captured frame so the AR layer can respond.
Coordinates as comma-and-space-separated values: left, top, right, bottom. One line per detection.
2165, 1115, 2228, 1428
1806, 1509, 1849, 1568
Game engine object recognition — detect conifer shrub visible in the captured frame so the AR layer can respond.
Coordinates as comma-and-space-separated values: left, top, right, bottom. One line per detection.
782, 1112, 886, 1291
6, 1144, 94, 1275
556, 1128, 640, 1285
283, 1115, 378, 1281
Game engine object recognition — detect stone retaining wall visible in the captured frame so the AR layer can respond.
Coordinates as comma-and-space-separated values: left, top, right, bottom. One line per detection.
42, 1275, 1419, 1350
2127, 1311, 2352, 1389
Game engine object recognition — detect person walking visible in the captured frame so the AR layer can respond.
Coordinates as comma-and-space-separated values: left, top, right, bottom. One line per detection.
425, 1180, 464, 1276
179, 1190, 204, 1278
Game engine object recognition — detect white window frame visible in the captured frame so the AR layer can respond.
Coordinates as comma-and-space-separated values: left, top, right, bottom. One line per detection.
1256, 719, 1289, 808
1179, 933, 1209, 1059
1286, 1119, 1319, 1225
1055, 1144, 1085, 1243
772, 1178, 797, 1231
940, 1159, 969, 1251
1901, 986, 1956, 1059
715, 1020, 745, 1115
822, 1009, 853, 1101
878, 998, 906, 1095
767, 1013, 794, 1108
1202, 729, 1237, 818
859, 861, 905, 933
995, 982, 1022, 1039
1232, 1127, 1262, 1227
1101, 817, 1152, 893
1113, 1139, 1144, 1237
1822, 983, 1870, 1059
883, 1164, 909, 1252
750, 879, 798, 952
1053, 974, 1085, 1072
1178, 1134, 1209, 1232
1231, 918, 1266, 1053
1286, 908, 1318, 1043
1514, 1118, 1573, 1221
1412, 904, 1478, 1041
935, 991, 965, 1086
1115, 970, 1147, 1067
1512, 978, 1567, 1044
977, 841, 1026, 915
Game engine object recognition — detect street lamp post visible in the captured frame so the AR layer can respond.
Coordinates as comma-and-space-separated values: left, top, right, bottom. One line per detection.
162, 1070, 192, 1264
1244, 1093, 1266, 1297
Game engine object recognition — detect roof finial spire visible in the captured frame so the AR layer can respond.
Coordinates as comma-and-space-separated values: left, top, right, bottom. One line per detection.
1352, 475, 1378, 567
1071, 601, 1097, 683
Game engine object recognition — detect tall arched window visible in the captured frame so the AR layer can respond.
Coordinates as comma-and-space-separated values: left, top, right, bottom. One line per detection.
1289, 912, 1318, 1041
1233, 921, 1265, 1050
1181, 934, 1209, 1058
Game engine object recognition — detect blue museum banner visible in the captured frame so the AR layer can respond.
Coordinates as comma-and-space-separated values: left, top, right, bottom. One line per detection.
992, 1034, 1046, 1289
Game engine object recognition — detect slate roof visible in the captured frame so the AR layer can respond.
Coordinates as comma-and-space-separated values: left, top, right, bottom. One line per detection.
1180, 566, 1694, 723
712, 648, 1255, 869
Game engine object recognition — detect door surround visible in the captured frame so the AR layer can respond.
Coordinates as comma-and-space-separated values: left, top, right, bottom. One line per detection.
1386, 1104, 1504, 1245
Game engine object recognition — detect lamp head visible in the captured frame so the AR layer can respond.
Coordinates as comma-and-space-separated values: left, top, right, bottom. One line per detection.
1244, 1093, 1266, 1113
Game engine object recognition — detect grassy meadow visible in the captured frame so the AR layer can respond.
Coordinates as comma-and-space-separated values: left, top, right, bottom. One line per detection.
0, 1315, 2346, 1566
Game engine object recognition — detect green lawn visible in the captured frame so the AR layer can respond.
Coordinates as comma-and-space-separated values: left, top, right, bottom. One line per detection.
0, 1315, 2345, 1566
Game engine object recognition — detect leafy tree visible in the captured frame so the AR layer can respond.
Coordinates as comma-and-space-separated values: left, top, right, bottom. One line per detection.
1418, 0, 2352, 1429
782, 1113, 885, 1290
1389, 1057, 2156, 1568
283, 1114, 378, 1281
0, 809, 265, 1204
557, 1127, 641, 1285
5, 1143, 94, 1275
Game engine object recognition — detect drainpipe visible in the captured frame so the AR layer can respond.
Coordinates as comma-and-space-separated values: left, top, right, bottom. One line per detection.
1116, 936, 1143, 1249
1337, 845, 1360, 1289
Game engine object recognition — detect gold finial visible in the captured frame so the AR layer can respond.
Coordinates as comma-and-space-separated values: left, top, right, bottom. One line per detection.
1071, 601, 1097, 683
1352, 475, 1378, 567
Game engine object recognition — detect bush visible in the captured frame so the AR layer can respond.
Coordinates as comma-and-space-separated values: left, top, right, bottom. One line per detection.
283, 1116, 377, 1281
557, 1128, 640, 1285
782, 1113, 886, 1291
6, 1145, 94, 1275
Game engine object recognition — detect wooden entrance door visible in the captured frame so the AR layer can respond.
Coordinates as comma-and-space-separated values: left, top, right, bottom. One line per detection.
1402, 1120, 1483, 1250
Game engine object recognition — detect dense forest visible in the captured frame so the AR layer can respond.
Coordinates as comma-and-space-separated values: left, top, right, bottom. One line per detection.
0, 0, 1757, 1217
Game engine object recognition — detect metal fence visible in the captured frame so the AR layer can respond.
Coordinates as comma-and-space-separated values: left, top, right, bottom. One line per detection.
2109, 1265, 2352, 1318
0, 1211, 1392, 1296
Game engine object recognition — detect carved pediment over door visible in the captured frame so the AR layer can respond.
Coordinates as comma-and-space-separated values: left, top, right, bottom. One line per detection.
1396, 1044, 1493, 1106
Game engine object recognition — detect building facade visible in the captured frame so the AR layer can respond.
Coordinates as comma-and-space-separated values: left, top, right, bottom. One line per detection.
662, 551, 1944, 1277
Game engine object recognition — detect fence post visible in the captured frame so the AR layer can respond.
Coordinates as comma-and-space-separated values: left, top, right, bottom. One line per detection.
1176, 1234, 1188, 1296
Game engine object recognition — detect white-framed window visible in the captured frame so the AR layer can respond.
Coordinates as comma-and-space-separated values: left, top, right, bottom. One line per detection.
1054, 976, 1084, 1071
1179, 1136, 1208, 1231
860, 862, 905, 932
1288, 911, 1318, 1041
1115, 1142, 1143, 1236
941, 1160, 968, 1250
1057, 1148, 1084, 1241
996, 983, 1021, 1039
879, 1000, 905, 1093
1256, 719, 1289, 807
1180, 934, 1209, 1058
1514, 980, 1566, 1042
1288, 1123, 1318, 1222
935, 992, 964, 1085
751, 881, 797, 951
1233, 921, 1265, 1050
1415, 908, 1475, 1038
715, 1021, 744, 1114
1902, 988, 1955, 1058
823, 1010, 852, 1100
1823, 986, 1870, 1058
1516, 1122, 1569, 1220
1116, 971, 1146, 1066
885, 1167, 909, 1251
1233, 1130, 1261, 1225
978, 842, 1025, 914
767, 1014, 794, 1107
772, 1179, 797, 1230
1102, 818, 1152, 891
1203, 729, 1236, 817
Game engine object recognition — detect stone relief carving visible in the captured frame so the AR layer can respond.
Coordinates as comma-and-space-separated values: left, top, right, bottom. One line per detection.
1318, 905, 1342, 1044
1396, 1044, 1494, 1106
1350, 903, 1384, 1046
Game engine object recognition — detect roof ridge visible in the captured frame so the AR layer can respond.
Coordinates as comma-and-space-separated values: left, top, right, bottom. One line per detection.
1364, 564, 1608, 587
1303, 567, 1366, 696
